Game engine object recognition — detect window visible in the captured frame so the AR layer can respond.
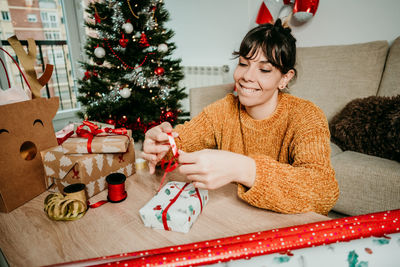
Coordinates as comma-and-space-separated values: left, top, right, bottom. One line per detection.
44, 31, 61, 40
40, 12, 58, 28
27, 14, 37, 22
1, 11, 10, 21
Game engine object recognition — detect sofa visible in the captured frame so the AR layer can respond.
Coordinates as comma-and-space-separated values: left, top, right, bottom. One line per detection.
188, 36, 400, 217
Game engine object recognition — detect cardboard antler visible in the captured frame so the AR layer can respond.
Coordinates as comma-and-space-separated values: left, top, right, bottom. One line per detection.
7, 36, 54, 99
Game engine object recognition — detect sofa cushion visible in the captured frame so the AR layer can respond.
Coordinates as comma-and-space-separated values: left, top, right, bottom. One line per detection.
330, 142, 342, 157
332, 151, 400, 216
378, 36, 400, 97
329, 95, 400, 162
189, 83, 234, 118
290, 41, 389, 122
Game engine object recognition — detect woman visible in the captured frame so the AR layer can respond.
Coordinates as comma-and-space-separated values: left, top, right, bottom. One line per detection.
141, 19, 339, 215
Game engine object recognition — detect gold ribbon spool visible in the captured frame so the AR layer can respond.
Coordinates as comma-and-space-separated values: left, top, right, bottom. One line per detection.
44, 183, 87, 221
135, 157, 148, 170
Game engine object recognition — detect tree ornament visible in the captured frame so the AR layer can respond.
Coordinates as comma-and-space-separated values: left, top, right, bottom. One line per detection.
122, 22, 134, 34
119, 87, 131, 98
119, 34, 129, 48
139, 32, 150, 47
157, 43, 168, 53
84, 70, 91, 80
106, 118, 116, 126
159, 87, 169, 100
154, 66, 165, 76
94, 46, 106, 58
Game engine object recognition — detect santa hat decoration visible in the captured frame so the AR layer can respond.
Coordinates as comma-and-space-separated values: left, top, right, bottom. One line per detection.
293, 0, 319, 22
256, 0, 291, 24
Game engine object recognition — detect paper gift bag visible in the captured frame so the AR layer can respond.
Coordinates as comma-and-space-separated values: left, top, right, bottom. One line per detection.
0, 36, 56, 213
139, 182, 208, 233
0, 98, 59, 212
41, 138, 135, 198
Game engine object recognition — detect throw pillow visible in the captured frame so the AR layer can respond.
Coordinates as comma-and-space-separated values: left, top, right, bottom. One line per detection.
329, 95, 400, 162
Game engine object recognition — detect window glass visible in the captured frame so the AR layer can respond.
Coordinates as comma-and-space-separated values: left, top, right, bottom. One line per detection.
1, 0, 78, 111
27, 14, 38, 22
1, 11, 10, 21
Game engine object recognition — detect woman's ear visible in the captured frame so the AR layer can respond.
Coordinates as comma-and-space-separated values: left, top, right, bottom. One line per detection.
279, 69, 295, 89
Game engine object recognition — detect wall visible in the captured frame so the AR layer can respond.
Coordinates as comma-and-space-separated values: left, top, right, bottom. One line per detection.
165, 0, 400, 82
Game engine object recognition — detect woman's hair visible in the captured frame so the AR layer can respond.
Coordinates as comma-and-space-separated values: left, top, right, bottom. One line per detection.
233, 19, 297, 76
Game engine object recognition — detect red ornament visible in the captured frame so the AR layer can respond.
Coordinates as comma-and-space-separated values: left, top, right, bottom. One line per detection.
84, 70, 91, 80
119, 34, 129, 48
105, 118, 116, 126
139, 32, 150, 47
154, 66, 165, 76
94, 13, 101, 24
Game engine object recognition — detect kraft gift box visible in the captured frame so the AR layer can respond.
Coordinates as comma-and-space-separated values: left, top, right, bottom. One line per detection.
40, 138, 135, 198
61, 130, 131, 154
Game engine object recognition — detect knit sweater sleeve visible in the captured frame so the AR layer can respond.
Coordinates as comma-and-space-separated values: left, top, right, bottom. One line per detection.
237, 105, 339, 215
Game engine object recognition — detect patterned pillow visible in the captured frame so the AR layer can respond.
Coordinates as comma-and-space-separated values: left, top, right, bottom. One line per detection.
329, 95, 400, 162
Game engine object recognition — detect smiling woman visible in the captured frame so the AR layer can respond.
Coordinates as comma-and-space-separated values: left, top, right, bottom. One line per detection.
142, 19, 339, 216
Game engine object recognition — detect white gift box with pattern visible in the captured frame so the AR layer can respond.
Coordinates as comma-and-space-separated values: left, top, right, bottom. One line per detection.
139, 182, 208, 233
40, 138, 135, 197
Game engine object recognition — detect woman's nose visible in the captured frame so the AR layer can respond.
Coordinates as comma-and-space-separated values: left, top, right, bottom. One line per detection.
243, 66, 255, 82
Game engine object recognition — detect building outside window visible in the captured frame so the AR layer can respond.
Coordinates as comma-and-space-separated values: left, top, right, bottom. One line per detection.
1, 11, 10, 21
1, 0, 85, 130
27, 14, 38, 23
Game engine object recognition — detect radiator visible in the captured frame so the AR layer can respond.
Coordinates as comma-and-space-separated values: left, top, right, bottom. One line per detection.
179, 65, 230, 114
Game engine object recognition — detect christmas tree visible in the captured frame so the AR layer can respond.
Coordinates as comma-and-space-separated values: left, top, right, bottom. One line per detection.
77, 0, 188, 141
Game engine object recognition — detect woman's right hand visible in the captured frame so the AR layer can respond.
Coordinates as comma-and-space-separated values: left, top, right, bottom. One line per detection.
141, 122, 178, 174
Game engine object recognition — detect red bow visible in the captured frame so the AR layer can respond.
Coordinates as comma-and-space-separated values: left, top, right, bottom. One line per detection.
75, 120, 128, 153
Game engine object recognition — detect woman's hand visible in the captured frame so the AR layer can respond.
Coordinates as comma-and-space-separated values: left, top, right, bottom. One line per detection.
178, 149, 256, 190
141, 122, 178, 174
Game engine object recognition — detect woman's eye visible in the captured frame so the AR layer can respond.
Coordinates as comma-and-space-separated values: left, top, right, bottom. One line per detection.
238, 62, 247, 66
260, 69, 271, 73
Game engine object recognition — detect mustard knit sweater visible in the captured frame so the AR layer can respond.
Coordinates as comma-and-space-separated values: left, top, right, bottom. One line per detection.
174, 92, 339, 215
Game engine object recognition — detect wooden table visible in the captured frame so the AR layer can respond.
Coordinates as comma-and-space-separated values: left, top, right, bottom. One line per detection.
0, 165, 330, 266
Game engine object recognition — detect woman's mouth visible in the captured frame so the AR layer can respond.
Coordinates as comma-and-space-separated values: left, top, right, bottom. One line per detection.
239, 84, 261, 94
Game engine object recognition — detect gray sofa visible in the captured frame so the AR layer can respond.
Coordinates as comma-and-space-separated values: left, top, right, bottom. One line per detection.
188, 37, 400, 216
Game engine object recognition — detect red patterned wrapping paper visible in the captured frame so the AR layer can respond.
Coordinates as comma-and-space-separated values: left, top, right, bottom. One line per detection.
51, 209, 400, 267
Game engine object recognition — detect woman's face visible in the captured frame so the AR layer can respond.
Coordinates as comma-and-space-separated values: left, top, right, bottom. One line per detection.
233, 48, 291, 111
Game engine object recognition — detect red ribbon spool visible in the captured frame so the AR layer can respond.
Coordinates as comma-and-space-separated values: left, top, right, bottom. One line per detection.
88, 173, 127, 208
106, 173, 127, 203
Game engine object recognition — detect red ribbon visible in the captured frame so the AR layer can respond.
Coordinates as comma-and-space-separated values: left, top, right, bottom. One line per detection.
75, 120, 128, 153
161, 183, 203, 231
162, 183, 189, 230
158, 132, 180, 191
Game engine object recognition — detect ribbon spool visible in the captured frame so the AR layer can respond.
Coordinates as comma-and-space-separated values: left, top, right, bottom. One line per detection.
106, 173, 127, 203
64, 183, 87, 208
44, 183, 87, 221
88, 173, 128, 208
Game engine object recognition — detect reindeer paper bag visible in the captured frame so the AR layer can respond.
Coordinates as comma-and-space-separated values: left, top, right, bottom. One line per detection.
0, 36, 57, 213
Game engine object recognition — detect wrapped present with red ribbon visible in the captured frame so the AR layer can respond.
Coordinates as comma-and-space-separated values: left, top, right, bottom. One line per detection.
61, 120, 131, 154
40, 137, 135, 198
139, 181, 208, 233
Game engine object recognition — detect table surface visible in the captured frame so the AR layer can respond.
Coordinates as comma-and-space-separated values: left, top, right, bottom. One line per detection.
0, 163, 330, 266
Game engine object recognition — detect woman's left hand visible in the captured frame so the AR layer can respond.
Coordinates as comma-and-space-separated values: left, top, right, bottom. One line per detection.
178, 149, 256, 190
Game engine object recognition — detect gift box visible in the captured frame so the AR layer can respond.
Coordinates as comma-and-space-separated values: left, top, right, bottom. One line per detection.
61, 131, 131, 154
139, 182, 208, 233
61, 121, 130, 154
40, 138, 135, 198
